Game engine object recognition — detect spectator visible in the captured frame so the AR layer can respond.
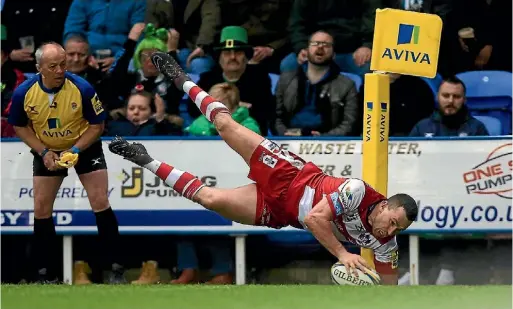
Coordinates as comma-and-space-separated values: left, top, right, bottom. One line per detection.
189, 26, 274, 135
145, 0, 220, 74
454, 0, 512, 73
105, 89, 181, 137
2, 0, 73, 73
281, 0, 381, 76
357, 73, 435, 137
274, 31, 359, 137
402, 77, 489, 286
219, 0, 294, 74
2, 24, 24, 138
409, 76, 489, 137
1, 25, 25, 116
185, 83, 260, 136
107, 24, 184, 130
64, 24, 145, 112
63, 0, 145, 72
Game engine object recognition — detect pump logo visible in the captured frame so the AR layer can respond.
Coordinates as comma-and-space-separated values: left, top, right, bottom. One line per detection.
462, 143, 512, 199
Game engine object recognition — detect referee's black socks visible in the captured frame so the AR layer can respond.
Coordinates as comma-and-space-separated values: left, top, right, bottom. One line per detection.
33, 217, 58, 281
94, 207, 123, 272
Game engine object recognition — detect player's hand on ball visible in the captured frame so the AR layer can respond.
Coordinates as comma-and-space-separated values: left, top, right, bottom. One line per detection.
339, 252, 370, 276
43, 151, 61, 171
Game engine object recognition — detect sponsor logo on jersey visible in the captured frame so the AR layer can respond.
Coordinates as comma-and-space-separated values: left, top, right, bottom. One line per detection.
262, 155, 278, 168
330, 192, 343, 216
391, 250, 399, 269
91, 94, 104, 115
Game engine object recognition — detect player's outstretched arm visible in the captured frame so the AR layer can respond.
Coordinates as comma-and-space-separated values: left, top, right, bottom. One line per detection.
304, 197, 370, 275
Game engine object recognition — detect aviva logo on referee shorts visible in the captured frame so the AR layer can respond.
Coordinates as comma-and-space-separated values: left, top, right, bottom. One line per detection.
381, 23, 430, 64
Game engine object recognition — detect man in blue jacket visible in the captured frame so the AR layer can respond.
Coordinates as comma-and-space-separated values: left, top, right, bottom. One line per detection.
63, 0, 145, 72
410, 76, 489, 137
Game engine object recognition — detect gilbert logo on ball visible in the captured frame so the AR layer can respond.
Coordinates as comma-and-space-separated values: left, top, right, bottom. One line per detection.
370, 8, 442, 78
330, 262, 381, 286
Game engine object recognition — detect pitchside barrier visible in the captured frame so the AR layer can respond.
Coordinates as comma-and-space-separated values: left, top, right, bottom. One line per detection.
1, 136, 511, 285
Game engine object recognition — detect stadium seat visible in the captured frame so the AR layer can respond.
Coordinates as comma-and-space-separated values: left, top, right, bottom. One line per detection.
473, 115, 502, 136
420, 73, 443, 101
456, 70, 512, 135
341, 72, 362, 91
269, 73, 280, 95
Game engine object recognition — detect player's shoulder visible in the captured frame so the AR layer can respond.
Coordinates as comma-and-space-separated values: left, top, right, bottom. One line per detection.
65, 72, 95, 95
13, 74, 39, 99
338, 178, 366, 203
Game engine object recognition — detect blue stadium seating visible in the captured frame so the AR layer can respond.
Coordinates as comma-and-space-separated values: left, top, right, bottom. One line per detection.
269, 73, 280, 95
420, 73, 443, 102
473, 115, 503, 136
341, 72, 362, 91
456, 71, 512, 135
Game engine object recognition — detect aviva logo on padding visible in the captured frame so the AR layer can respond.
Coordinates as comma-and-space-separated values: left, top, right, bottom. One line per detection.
397, 24, 420, 45
381, 23, 430, 64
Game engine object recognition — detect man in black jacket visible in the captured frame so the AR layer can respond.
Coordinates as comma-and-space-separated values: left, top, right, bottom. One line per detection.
280, 0, 381, 75
274, 31, 359, 137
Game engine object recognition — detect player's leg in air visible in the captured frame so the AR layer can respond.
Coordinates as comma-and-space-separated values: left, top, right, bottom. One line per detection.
153, 52, 265, 166
109, 52, 271, 226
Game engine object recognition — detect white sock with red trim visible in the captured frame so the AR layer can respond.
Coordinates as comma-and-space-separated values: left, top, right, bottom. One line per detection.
143, 160, 205, 200
182, 80, 230, 122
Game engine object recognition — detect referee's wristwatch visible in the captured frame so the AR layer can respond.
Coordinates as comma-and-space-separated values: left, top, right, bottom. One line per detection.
70, 146, 81, 154
40, 148, 49, 158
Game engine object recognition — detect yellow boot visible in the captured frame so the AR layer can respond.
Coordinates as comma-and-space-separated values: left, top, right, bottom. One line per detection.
73, 261, 92, 285
131, 261, 160, 284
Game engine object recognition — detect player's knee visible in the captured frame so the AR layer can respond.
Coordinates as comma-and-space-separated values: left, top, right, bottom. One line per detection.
195, 188, 222, 211
33, 197, 54, 218
88, 193, 110, 212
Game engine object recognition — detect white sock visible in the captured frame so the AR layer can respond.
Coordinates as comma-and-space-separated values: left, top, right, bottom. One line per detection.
142, 160, 204, 199
182, 81, 229, 122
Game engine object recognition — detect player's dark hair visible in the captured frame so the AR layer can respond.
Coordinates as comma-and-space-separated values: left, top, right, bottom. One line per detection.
388, 193, 418, 222
441, 76, 467, 95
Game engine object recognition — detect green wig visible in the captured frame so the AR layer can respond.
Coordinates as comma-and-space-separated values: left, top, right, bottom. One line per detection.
133, 23, 168, 69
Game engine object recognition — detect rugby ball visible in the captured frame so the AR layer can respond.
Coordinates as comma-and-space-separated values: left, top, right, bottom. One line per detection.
330, 262, 381, 286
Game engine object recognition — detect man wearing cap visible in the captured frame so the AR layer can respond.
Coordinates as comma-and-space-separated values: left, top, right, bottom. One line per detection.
187, 26, 274, 135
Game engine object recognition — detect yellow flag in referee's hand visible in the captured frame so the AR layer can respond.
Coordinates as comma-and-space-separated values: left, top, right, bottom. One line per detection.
55, 152, 79, 169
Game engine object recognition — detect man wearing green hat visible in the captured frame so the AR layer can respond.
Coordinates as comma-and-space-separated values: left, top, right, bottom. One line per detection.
187, 26, 274, 135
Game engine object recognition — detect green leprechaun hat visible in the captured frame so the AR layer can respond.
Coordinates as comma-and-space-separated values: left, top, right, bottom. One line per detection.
214, 26, 253, 59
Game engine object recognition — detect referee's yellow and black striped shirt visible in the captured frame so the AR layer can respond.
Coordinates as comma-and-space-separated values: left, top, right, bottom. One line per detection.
8, 72, 106, 151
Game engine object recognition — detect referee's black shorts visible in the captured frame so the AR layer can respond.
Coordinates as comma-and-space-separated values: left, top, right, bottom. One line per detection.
32, 140, 108, 177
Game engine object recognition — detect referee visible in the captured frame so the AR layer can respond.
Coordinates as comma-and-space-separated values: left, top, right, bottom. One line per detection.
8, 42, 125, 284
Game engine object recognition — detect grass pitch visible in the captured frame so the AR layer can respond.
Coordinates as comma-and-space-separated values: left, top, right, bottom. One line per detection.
1, 284, 511, 309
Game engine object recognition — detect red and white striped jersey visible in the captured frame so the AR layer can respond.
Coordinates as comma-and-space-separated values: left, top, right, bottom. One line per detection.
283, 164, 398, 269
